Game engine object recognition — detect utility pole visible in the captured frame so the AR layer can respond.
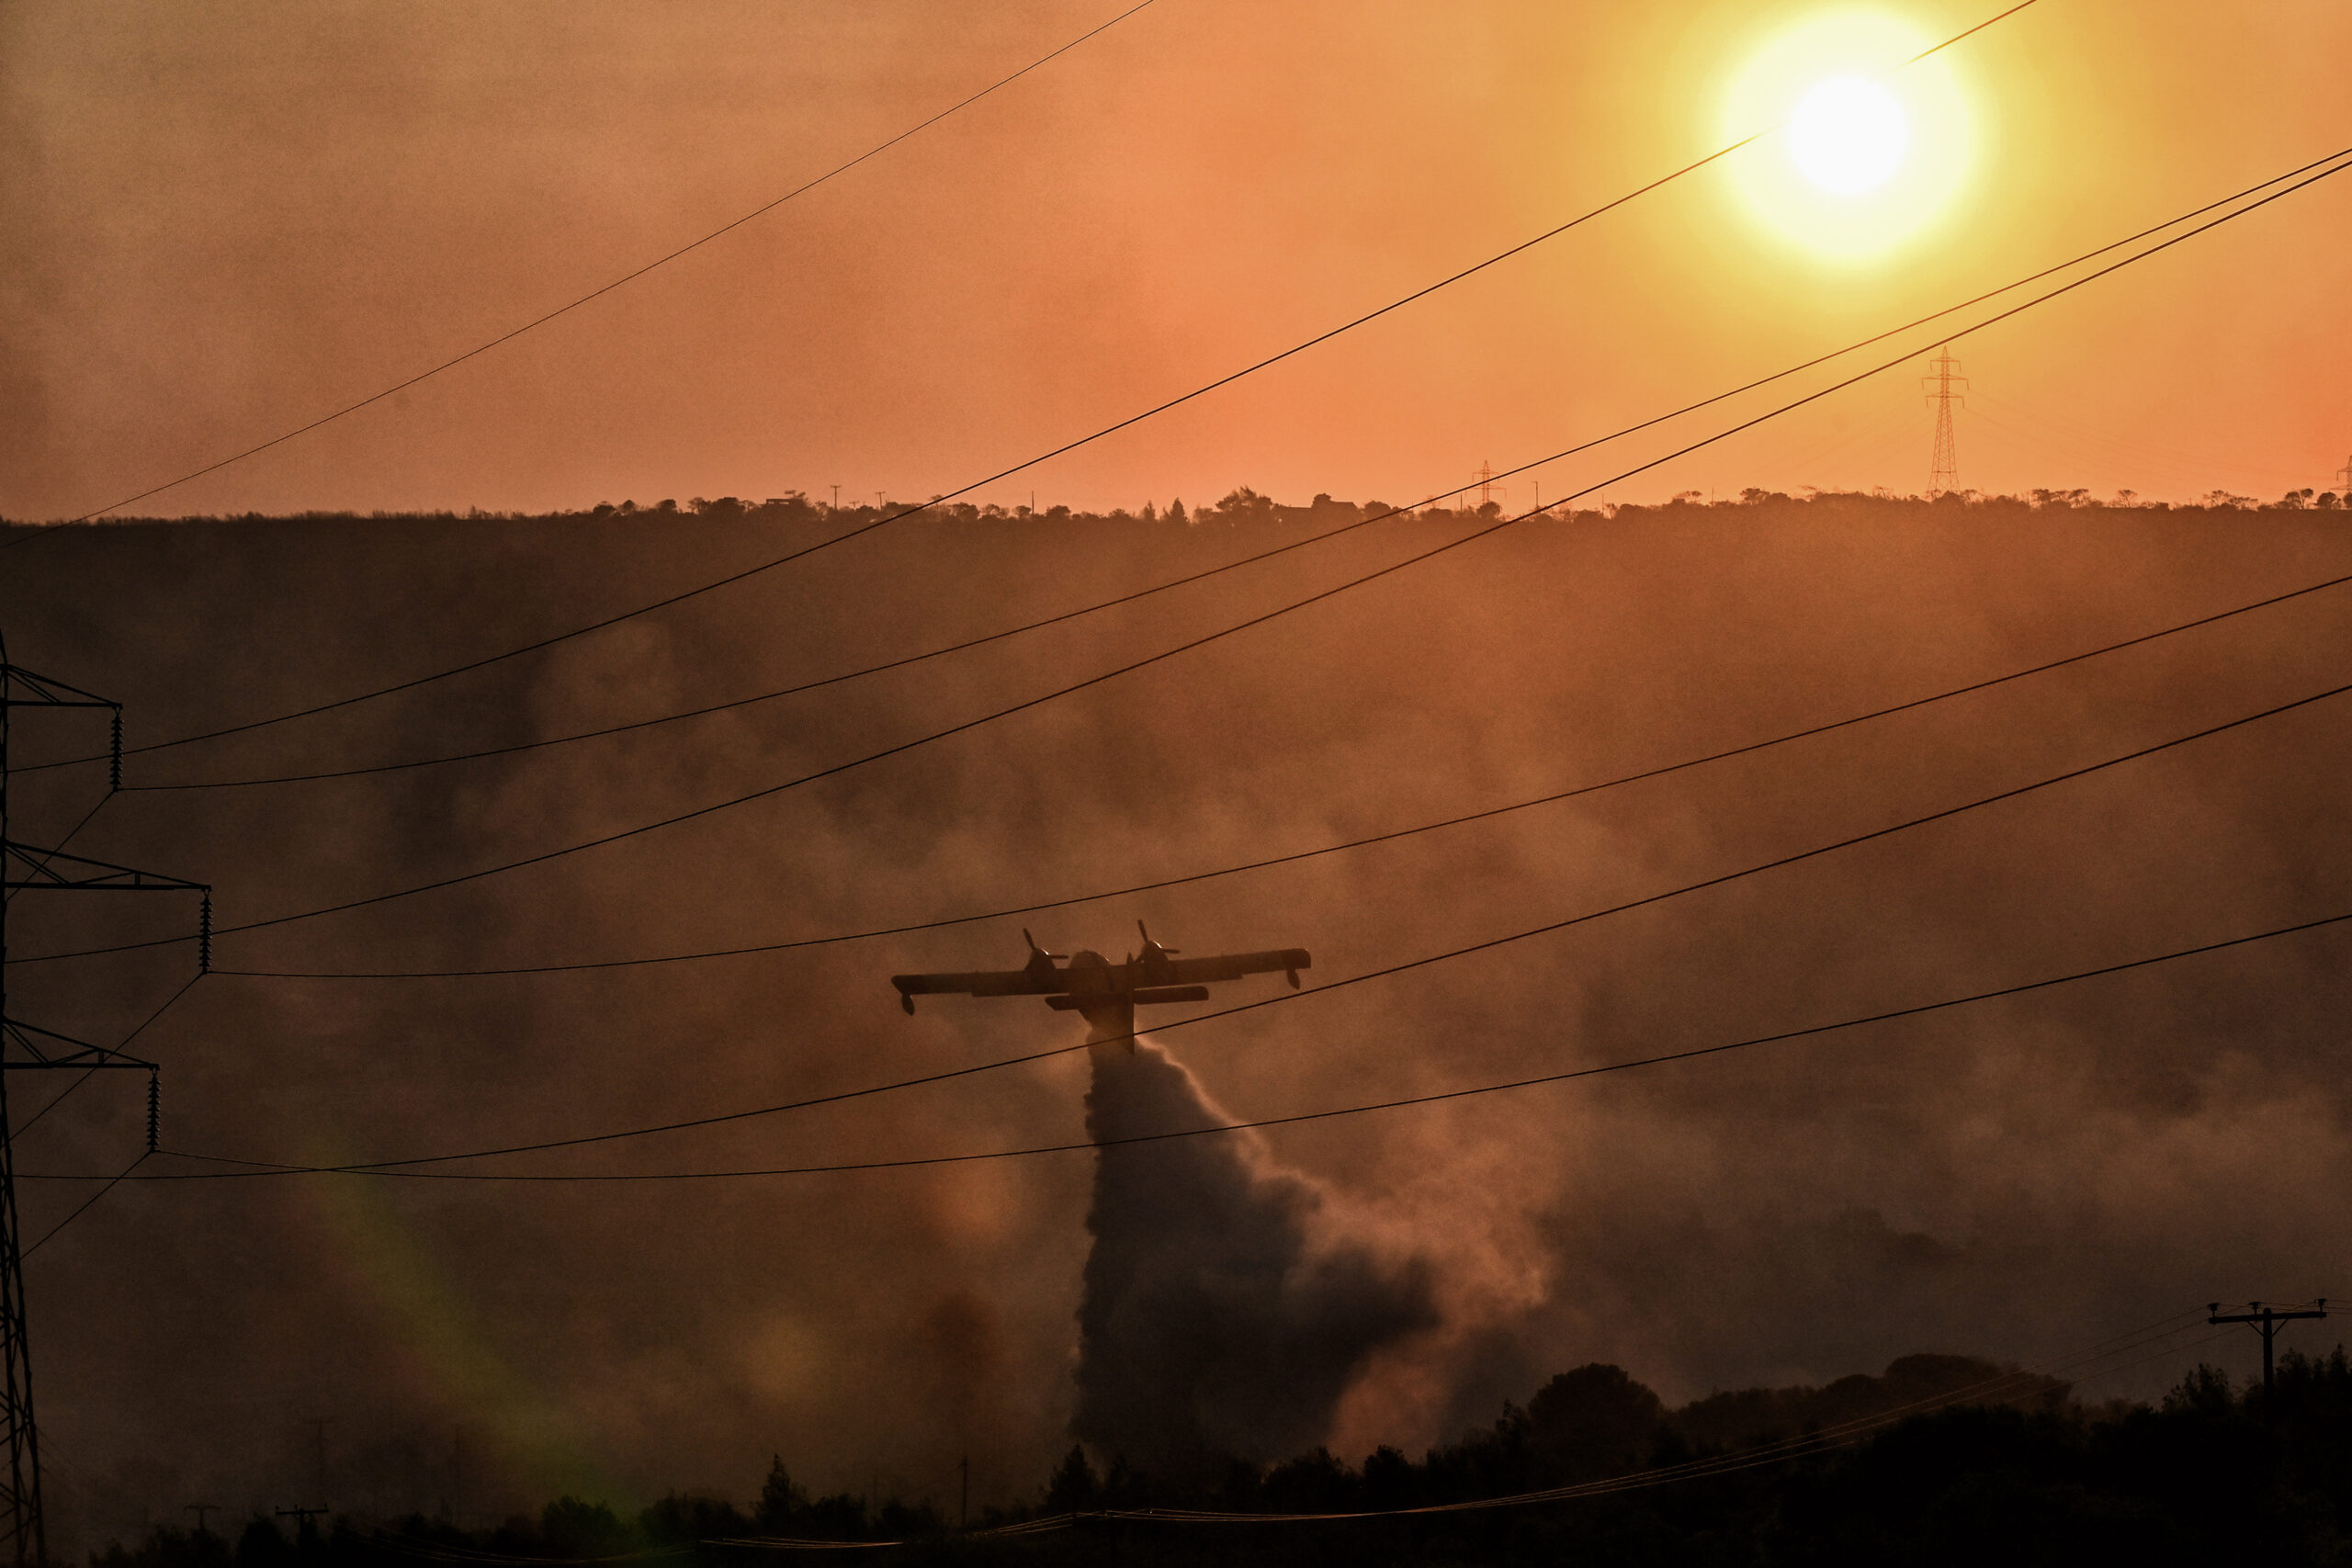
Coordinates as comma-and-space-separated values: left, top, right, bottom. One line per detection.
274, 1507, 326, 1562
830, 485, 841, 512
183, 1505, 220, 1538
1, 635, 208, 1568
1923, 345, 1967, 494
2209, 1300, 2328, 1422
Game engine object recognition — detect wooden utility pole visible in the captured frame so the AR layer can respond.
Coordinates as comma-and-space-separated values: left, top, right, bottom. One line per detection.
2209, 1299, 2329, 1421
275, 1506, 327, 1563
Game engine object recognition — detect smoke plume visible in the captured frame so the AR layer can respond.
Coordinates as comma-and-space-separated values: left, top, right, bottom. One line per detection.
1073, 1032, 1438, 1473
6, 498, 2351, 1548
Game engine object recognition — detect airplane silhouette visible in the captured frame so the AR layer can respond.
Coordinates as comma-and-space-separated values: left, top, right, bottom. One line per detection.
891, 922, 1311, 1044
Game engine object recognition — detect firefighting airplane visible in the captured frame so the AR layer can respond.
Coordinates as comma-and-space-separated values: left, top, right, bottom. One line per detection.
891, 922, 1311, 1042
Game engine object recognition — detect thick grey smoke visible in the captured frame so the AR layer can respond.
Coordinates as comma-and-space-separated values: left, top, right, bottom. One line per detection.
1074, 1032, 1437, 1472
6, 498, 2351, 1551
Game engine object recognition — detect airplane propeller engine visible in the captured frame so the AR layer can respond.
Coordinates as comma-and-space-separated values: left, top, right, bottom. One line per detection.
891, 926, 1313, 1045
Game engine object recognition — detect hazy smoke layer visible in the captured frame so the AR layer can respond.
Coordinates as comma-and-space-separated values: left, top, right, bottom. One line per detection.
1074, 1036, 1436, 1472
6, 500, 2351, 1551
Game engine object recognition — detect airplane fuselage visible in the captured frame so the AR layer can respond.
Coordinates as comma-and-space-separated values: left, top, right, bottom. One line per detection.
890, 925, 1309, 1050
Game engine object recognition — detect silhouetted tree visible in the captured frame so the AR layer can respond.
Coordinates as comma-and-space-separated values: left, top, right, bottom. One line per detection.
797, 1493, 868, 1540
639, 1492, 748, 1544
537, 1496, 629, 1558
231, 1518, 291, 1568
1362, 1443, 1419, 1510
1525, 1362, 1666, 1481
1043, 1445, 1101, 1512
755, 1455, 808, 1531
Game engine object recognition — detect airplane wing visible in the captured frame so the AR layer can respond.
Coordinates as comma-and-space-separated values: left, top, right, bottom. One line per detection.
1159, 948, 1313, 987
891, 968, 1056, 1001
894, 937, 1311, 1015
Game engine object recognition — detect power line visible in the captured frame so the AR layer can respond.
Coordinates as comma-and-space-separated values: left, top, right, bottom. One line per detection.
0, 793, 111, 908
74, 904, 2352, 1184
18, 1152, 148, 1260
6, 3, 2044, 764
17, 141, 2347, 971
12, 975, 201, 1139
34, 132, 2341, 799
105, 144, 2352, 796
7, 0, 1166, 536
96, 678, 2352, 1177
213, 565, 2352, 977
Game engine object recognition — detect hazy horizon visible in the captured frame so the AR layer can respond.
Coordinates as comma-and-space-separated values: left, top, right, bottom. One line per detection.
6, 0, 2350, 1556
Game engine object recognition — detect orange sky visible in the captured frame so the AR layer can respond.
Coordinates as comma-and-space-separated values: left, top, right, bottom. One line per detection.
5, 0, 2349, 516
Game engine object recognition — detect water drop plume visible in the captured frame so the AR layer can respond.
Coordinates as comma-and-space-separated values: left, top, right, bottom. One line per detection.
1071, 1028, 1439, 1475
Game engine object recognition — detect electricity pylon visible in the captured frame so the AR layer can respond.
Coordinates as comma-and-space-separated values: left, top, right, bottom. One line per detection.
1, 633, 208, 1568
1923, 346, 1967, 494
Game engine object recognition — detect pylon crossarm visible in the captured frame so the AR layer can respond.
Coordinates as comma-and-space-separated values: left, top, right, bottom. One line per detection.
0, 667, 115, 711
0, 1020, 156, 1073
1, 841, 206, 893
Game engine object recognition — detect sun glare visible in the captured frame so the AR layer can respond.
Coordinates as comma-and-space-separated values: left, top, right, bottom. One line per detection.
1789, 77, 1907, 194
1719, 9, 1975, 264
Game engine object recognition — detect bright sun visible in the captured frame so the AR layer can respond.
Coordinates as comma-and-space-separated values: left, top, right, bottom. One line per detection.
1788, 76, 1908, 194
1718, 9, 1975, 263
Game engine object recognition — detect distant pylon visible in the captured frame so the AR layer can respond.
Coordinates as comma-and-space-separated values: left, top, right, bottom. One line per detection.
1923, 346, 1968, 494
2335, 455, 2351, 495
1474, 460, 1498, 510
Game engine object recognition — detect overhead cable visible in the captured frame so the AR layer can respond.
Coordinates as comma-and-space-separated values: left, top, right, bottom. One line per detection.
66, 900, 2351, 1181
10, 0, 1165, 535
17, 139, 2348, 970
7, 2, 2042, 759
212, 566, 2352, 976
110, 141, 2352, 796
81, 708, 2352, 1179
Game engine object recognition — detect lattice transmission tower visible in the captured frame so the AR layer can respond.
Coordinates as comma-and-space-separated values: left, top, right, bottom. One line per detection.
1, 631, 208, 1568
1922, 346, 1968, 494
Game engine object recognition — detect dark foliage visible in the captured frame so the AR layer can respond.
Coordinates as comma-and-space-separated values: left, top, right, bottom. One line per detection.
91, 1347, 2351, 1567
